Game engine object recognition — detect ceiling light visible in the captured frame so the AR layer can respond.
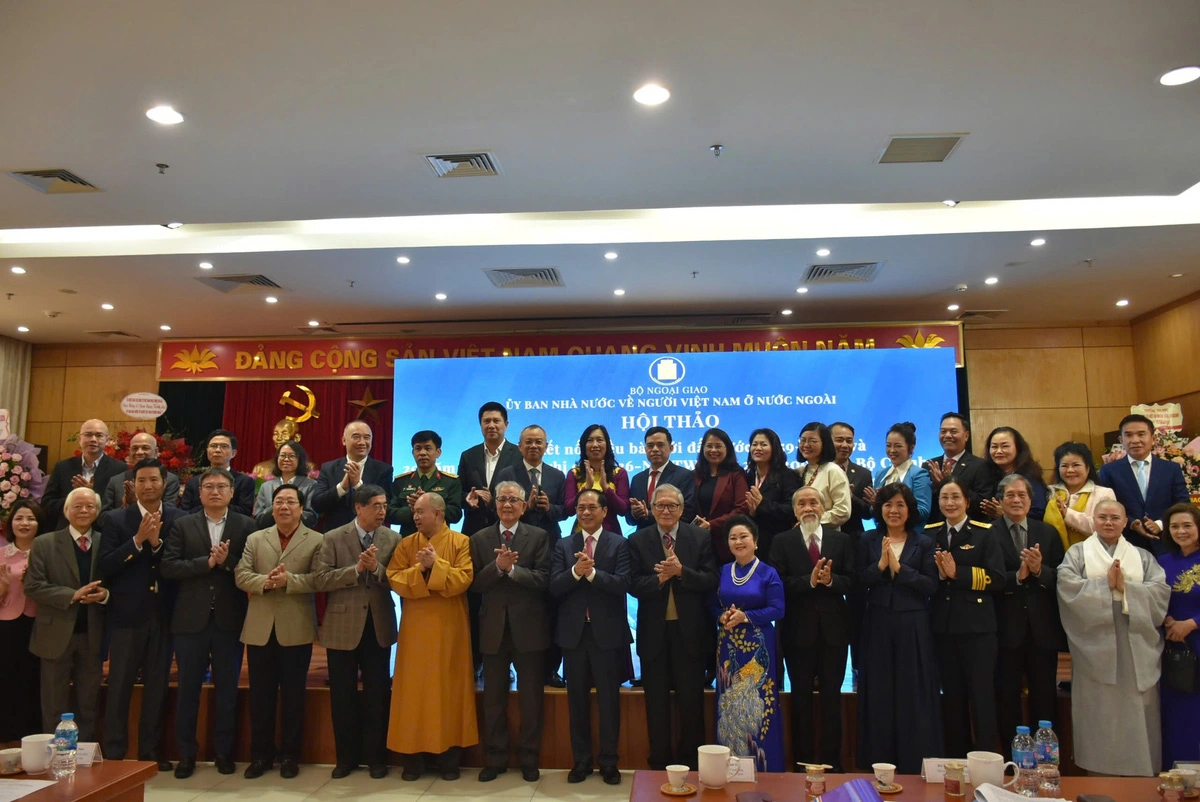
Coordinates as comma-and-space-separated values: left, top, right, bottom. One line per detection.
307, 320, 320, 327
396, 256, 410, 265
159, 325, 171, 331
815, 248, 831, 257
604, 251, 619, 260
16, 326, 29, 333
164, 222, 183, 229
1160, 66, 1200, 86
947, 304, 960, 311
796, 287, 809, 294
100, 303, 114, 310
265, 296, 278, 304
781, 309, 793, 316
1171, 273, 1185, 278
1116, 299, 1130, 307
613, 288, 626, 296
985, 277, 999, 285
10, 266, 25, 274
198, 262, 213, 270
942, 199, 959, 207
1030, 237, 1046, 247
145, 105, 184, 125
633, 83, 670, 106
435, 293, 447, 301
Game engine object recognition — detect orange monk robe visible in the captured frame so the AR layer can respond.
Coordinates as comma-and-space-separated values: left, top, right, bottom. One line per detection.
386, 522, 478, 754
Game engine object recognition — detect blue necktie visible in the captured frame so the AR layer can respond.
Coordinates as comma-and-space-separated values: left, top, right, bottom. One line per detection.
361, 530, 373, 550
1134, 460, 1149, 499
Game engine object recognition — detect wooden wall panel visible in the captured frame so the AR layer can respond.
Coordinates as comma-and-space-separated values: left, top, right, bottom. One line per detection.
60, 365, 159, 422
27, 367, 65, 422
1087, 407, 1129, 459
965, 327, 1083, 350
64, 343, 158, 368
31, 347, 66, 368
1082, 347, 1136, 408
1132, 293, 1200, 402
1082, 326, 1133, 347
965, 348, 1088, 410
24, 422, 61, 461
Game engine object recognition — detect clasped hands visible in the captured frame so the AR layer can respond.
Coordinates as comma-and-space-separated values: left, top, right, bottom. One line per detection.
206, 539, 231, 568
70, 474, 94, 490
1015, 544, 1042, 581
810, 557, 833, 587
466, 487, 492, 508
416, 543, 437, 570
134, 510, 163, 549
877, 537, 902, 573
572, 549, 594, 578
1107, 560, 1126, 594
494, 543, 519, 572
745, 486, 762, 515
262, 563, 289, 591
718, 604, 748, 631
933, 549, 957, 580
1131, 516, 1162, 540
340, 460, 363, 491
71, 579, 107, 604
654, 549, 683, 584
356, 544, 379, 574
1165, 615, 1199, 642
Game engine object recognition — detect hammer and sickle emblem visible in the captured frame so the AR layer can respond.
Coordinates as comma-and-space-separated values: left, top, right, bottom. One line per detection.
280, 384, 320, 423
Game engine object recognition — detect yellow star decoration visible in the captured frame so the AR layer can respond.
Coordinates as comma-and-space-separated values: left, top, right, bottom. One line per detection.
348, 387, 387, 420
170, 346, 219, 374
895, 330, 946, 349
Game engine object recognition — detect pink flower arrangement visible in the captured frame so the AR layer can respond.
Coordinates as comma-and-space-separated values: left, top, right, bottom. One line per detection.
0, 435, 46, 531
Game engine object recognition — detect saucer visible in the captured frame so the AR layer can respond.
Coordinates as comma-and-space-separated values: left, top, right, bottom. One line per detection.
661, 783, 698, 796
875, 783, 903, 795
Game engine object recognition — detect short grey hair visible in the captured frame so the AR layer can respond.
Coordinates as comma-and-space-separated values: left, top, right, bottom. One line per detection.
64, 487, 101, 508
494, 480, 526, 502
791, 486, 824, 507
652, 484, 683, 505
998, 473, 1032, 495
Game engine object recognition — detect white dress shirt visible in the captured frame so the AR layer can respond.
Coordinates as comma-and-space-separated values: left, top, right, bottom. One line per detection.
335, 456, 368, 497
574, 528, 601, 582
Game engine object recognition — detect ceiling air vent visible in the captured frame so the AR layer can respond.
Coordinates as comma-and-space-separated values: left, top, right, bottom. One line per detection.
804, 262, 882, 284
484, 267, 563, 288
730, 314, 773, 326
877, 134, 965, 164
426, 152, 501, 178
9, 168, 101, 194
297, 325, 339, 334
956, 309, 1008, 320
85, 330, 139, 338
196, 274, 284, 294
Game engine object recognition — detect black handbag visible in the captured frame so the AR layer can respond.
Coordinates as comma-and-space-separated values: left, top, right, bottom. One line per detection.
1163, 640, 1199, 694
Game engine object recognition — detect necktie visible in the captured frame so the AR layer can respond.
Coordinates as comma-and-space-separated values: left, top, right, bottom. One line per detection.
1134, 460, 1149, 499
585, 535, 595, 560
530, 468, 541, 489
808, 534, 821, 565
647, 470, 660, 505
663, 532, 674, 553
503, 529, 513, 547
946, 526, 955, 549
1012, 523, 1025, 552
78, 535, 89, 552
361, 530, 373, 550
943, 456, 957, 475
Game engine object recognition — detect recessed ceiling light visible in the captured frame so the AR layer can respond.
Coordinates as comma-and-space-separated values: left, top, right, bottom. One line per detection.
942, 199, 959, 207
435, 293, 448, 301
396, 256, 411, 265
146, 105, 184, 125
796, 287, 809, 294
633, 83, 670, 106
815, 248, 831, 257
16, 326, 29, 333
265, 296, 278, 304
198, 262, 213, 270
1030, 237, 1046, 247
1116, 299, 1130, 307
1171, 273, 1185, 278
984, 277, 999, 285
307, 320, 320, 327
164, 222, 183, 229
604, 251, 619, 260
781, 309, 793, 316
10, 266, 25, 274
613, 288, 626, 296
100, 303, 114, 310
159, 325, 172, 331
1160, 66, 1200, 86
947, 304, 960, 311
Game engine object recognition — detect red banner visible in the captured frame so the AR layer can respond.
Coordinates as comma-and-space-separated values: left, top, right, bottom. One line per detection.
158, 323, 963, 381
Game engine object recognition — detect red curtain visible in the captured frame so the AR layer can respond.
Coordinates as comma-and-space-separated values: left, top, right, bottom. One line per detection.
221, 380, 395, 472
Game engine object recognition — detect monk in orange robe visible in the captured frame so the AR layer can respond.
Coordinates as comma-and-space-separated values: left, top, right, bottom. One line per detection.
386, 492, 478, 781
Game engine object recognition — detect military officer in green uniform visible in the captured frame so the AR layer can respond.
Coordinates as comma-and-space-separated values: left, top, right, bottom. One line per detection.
388, 430, 464, 535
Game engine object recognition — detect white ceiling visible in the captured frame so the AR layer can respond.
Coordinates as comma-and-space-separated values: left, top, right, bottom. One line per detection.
1, 0, 1199, 341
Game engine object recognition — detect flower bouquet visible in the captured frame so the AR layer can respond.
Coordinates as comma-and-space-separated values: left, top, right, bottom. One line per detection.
97, 429, 198, 481
0, 434, 48, 538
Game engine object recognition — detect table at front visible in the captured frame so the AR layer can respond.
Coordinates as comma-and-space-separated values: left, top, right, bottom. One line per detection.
12, 761, 158, 802
631, 770, 1161, 802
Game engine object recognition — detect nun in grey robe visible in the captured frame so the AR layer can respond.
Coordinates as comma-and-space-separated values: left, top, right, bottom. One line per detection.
1058, 530, 1169, 776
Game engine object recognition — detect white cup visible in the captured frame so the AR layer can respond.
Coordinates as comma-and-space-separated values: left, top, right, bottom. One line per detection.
967, 751, 1019, 789
20, 734, 54, 776
0, 748, 22, 774
666, 764, 690, 791
1176, 769, 1197, 793
872, 762, 896, 786
697, 745, 739, 789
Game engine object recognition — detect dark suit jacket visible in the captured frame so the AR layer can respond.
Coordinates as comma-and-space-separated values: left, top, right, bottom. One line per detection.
160, 510, 254, 634
100, 468, 180, 514
993, 516, 1066, 651
1098, 456, 1191, 553
625, 462, 697, 529
698, 470, 750, 562
41, 454, 127, 529
549, 529, 632, 651
627, 521, 718, 660
179, 470, 256, 517
310, 456, 395, 531
840, 461, 875, 535
859, 531, 939, 612
926, 451, 996, 524
746, 466, 801, 561
771, 525, 856, 648
491, 462, 568, 539
23, 528, 107, 659
470, 521, 551, 653
97, 504, 186, 628
457, 441, 523, 535
928, 520, 1007, 635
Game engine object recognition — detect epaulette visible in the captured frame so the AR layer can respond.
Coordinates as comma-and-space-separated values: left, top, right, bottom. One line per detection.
969, 519, 992, 529
440, 471, 458, 479
925, 521, 942, 529
396, 470, 416, 478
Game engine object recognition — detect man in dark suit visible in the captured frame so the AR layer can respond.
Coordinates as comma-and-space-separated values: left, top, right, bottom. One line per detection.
41, 419, 126, 529
770, 486, 856, 772
470, 480, 552, 782
97, 459, 185, 769
23, 487, 109, 740
161, 467, 255, 778
628, 484, 717, 769
625, 426, 697, 530
314, 484, 399, 780
312, 421, 395, 531
925, 412, 996, 524
100, 431, 180, 513
492, 424, 568, 686
550, 490, 631, 786
1097, 413, 1190, 554
831, 422, 873, 677
992, 474, 1065, 760
178, 429, 256, 516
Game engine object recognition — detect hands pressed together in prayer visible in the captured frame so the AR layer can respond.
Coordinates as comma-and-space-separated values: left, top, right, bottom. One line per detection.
340, 460, 362, 491
933, 549, 957, 580
1016, 543, 1043, 581
134, 510, 163, 549
356, 544, 379, 574
417, 543, 437, 571
810, 556, 834, 587
1107, 560, 1125, 594
263, 563, 289, 591
654, 549, 682, 585
718, 604, 748, 631
877, 537, 902, 573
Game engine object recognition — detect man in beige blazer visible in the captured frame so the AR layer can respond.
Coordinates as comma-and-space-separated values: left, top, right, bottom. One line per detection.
234, 484, 323, 780
314, 483, 399, 780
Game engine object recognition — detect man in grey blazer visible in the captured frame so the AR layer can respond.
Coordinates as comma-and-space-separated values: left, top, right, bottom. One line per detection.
314, 484, 399, 781
470, 480, 552, 783
23, 487, 109, 740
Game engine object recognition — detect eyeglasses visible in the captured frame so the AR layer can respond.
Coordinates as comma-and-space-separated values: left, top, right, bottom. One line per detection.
278, 453, 297, 460
362, 502, 388, 511
208, 443, 232, 451
652, 502, 681, 512
201, 483, 232, 492
272, 499, 300, 507
575, 504, 602, 513
496, 496, 524, 505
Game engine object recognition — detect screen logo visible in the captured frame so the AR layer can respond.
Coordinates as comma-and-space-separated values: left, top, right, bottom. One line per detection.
648, 356, 685, 386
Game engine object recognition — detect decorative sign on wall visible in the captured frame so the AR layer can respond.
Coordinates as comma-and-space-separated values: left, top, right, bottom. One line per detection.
1131, 402, 1184, 432
119, 392, 168, 419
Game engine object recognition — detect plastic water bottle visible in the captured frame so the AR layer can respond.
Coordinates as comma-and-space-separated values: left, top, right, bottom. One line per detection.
1034, 720, 1060, 796
1011, 726, 1038, 796
51, 713, 77, 779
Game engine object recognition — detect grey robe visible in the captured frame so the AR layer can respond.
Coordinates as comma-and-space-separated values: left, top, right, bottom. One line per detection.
1058, 538, 1169, 776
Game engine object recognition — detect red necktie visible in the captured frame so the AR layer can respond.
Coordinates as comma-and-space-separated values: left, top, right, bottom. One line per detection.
585, 535, 595, 560
78, 535, 89, 552
943, 456, 956, 475
808, 535, 820, 565
647, 470, 660, 504
503, 530, 513, 546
